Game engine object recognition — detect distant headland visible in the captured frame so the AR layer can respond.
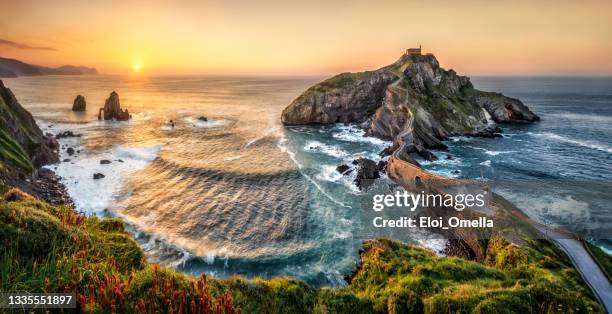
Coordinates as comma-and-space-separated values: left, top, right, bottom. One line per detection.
0, 57, 98, 78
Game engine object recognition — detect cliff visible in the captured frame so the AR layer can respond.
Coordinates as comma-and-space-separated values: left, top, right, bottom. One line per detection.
0, 80, 58, 175
0, 80, 67, 205
282, 52, 538, 159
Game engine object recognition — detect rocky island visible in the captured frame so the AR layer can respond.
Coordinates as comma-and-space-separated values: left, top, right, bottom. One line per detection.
98, 91, 131, 121
72, 94, 86, 111
282, 49, 538, 160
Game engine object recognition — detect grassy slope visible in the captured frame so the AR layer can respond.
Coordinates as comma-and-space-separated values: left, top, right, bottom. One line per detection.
0, 195, 603, 313
584, 241, 612, 283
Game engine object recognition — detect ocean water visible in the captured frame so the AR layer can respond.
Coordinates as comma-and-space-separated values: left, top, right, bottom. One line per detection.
2, 75, 610, 286
422, 77, 612, 253
2, 75, 396, 286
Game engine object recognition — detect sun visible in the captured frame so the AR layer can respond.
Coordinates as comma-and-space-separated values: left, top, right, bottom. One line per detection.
132, 63, 142, 72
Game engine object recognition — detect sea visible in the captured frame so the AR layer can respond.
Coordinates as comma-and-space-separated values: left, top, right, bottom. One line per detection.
2, 75, 611, 286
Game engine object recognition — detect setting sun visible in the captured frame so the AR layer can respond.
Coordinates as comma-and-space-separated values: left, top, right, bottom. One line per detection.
132, 63, 142, 72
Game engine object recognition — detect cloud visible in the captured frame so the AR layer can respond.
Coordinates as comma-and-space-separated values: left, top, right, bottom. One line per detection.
0, 38, 56, 51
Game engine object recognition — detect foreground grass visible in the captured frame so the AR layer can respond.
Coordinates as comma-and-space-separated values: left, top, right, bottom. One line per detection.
0, 193, 604, 313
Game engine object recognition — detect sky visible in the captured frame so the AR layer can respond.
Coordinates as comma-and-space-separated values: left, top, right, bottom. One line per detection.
1, 0, 611, 76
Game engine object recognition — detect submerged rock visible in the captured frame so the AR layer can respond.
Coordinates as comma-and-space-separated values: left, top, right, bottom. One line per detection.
100, 159, 111, 164
93, 173, 105, 180
98, 91, 131, 121
66, 147, 75, 156
72, 95, 86, 111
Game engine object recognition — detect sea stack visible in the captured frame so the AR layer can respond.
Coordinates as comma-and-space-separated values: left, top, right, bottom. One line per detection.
98, 91, 131, 121
72, 95, 86, 111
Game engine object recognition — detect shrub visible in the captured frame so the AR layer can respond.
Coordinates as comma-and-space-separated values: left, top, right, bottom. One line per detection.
387, 289, 423, 314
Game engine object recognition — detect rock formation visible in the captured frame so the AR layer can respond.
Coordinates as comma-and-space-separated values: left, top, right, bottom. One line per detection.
72, 95, 86, 111
0, 80, 70, 205
98, 91, 131, 121
281, 52, 539, 160
353, 158, 380, 191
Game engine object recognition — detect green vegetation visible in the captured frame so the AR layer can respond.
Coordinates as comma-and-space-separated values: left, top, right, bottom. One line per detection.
0, 194, 603, 313
584, 241, 612, 282
0, 82, 44, 175
312, 71, 374, 92
349, 239, 601, 313
0, 129, 33, 173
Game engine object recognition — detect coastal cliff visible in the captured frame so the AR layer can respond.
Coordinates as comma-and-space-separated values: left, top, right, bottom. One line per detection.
282, 52, 538, 159
0, 80, 58, 175
0, 80, 70, 204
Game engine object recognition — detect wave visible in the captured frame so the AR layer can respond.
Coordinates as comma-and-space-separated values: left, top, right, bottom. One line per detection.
278, 136, 350, 208
547, 112, 612, 124
332, 124, 390, 146
183, 117, 228, 128
529, 132, 612, 153
48, 143, 162, 215
467, 146, 517, 156
303, 141, 349, 158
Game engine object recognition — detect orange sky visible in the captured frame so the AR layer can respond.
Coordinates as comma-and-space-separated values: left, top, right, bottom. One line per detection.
1, 0, 611, 76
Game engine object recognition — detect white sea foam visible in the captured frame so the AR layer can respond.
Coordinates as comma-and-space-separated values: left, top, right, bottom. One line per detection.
303, 141, 349, 158
316, 165, 344, 182
529, 132, 612, 153
184, 117, 228, 128
468, 146, 516, 156
48, 144, 162, 215
417, 238, 448, 256
278, 135, 350, 208
480, 160, 491, 167
332, 124, 390, 146
511, 194, 591, 228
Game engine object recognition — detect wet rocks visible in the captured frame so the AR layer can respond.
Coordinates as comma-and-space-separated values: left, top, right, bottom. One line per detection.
72, 95, 86, 111
66, 147, 75, 155
198, 116, 208, 121
377, 160, 388, 174
100, 159, 111, 164
98, 91, 131, 121
93, 173, 105, 180
353, 157, 380, 191
336, 164, 351, 174
56, 130, 81, 139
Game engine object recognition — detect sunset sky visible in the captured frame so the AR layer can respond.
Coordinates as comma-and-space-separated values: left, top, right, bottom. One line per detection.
1, 0, 611, 76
